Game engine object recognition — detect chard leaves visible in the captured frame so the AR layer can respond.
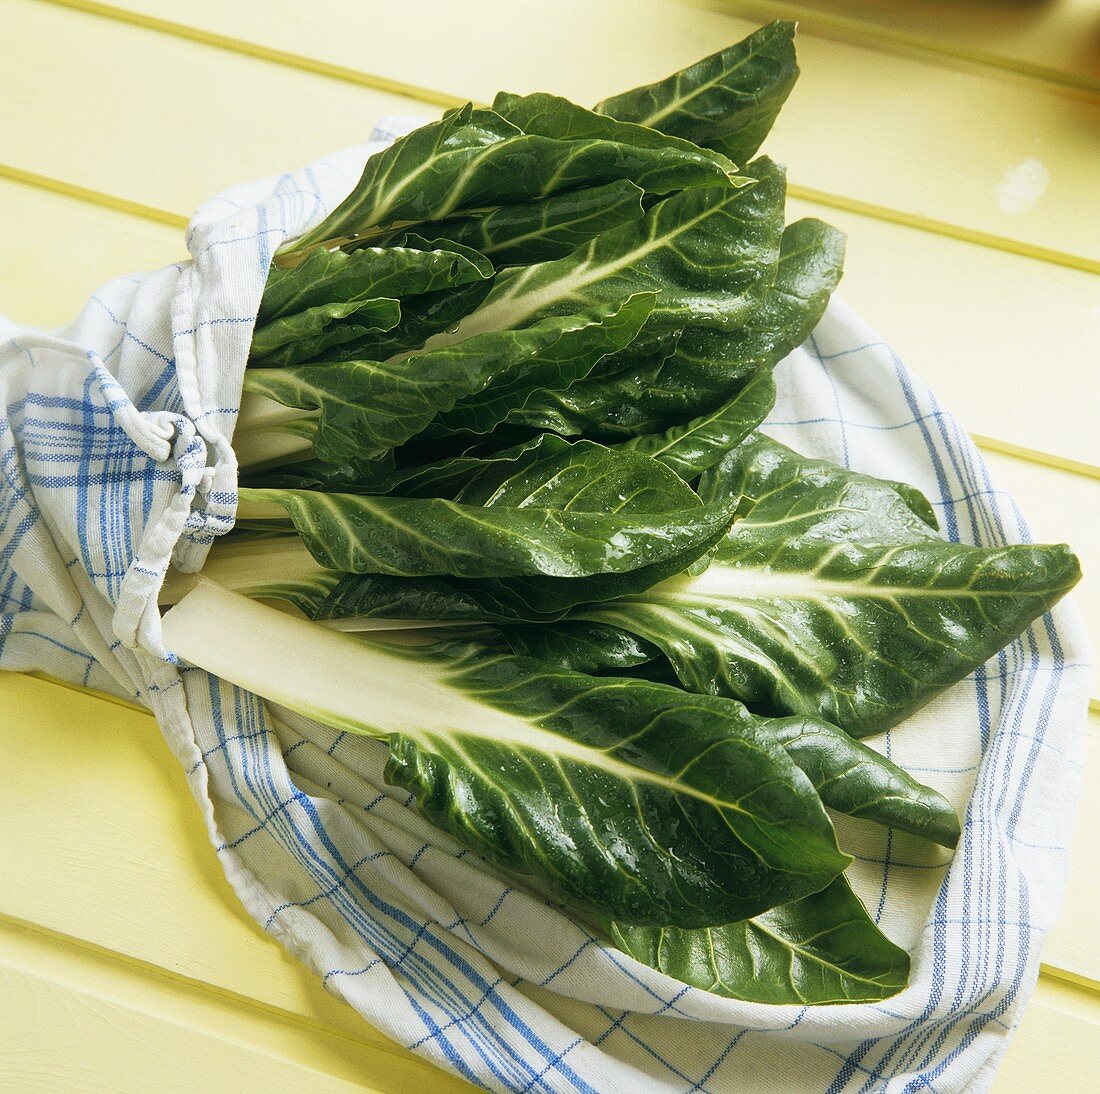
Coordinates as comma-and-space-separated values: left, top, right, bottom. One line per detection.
238, 488, 731, 580
620, 366, 776, 479
497, 171, 831, 444
248, 296, 402, 368
498, 621, 662, 676
768, 718, 959, 847
609, 877, 908, 1004
427, 159, 786, 350
492, 91, 740, 174
242, 294, 654, 463
257, 241, 494, 324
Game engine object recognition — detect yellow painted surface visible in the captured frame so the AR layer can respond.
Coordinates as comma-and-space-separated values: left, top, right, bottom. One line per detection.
0, 1, 1097, 1090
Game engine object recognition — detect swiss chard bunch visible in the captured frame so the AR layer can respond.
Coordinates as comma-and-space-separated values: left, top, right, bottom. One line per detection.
164, 22, 1081, 1006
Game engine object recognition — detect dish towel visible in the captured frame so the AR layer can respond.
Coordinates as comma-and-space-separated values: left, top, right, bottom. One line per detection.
0, 123, 1091, 1093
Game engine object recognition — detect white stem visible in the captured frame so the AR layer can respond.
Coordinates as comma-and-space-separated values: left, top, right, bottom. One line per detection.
238, 390, 315, 432
233, 429, 315, 472
235, 490, 295, 521
158, 535, 334, 605
233, 391, 317, 470
318, 616, 474, 633
160, 581, 525, 743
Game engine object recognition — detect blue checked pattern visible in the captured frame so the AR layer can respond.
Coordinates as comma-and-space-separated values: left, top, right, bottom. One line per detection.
0, 123, 1091, 1093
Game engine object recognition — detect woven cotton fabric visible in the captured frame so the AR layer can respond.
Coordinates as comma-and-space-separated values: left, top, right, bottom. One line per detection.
0, 124, 1091, 1093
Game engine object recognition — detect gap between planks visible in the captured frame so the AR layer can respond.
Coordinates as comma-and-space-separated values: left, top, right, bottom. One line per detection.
0, 162, 186, 230
24, 0, 1100, 278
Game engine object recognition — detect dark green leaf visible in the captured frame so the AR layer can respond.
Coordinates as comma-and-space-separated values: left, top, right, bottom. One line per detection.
164, 584, 850, 929
493, 90, 738, 173
242, 435, 558, 499
449, 436, 699, 511
609, 877, 908, 1003
331, 275, 496, 361
498, 621, 662, 675
423, 159, 785, 350
541, 214, 840, 448
249, 297, 401, 368
257, 241, 493, 323
314, 534, 724, 623
767, 717, 959, 847
498, 166, 825, 443
237, 439, 734, 578
620, 367, 776, 479
595, 21, 799, 166
585, 433, 1082, 735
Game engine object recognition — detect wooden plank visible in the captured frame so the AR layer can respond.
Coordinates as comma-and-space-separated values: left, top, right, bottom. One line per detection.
0, 915, 470, 1093
712, 0, 1100, 90
2, 150, 1097, 474
0, 672, 386, 1044
4, 0, 431, 221
1043, 716, 1100, 988
997, 974, 1100, 1090
28, 0, 1100, 265
788, 195, 1100, 473
0, 178, 184, 329
980, 451, 1099, 704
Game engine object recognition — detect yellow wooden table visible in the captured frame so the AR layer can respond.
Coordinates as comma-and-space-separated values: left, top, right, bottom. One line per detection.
1, 1, 1097, 1089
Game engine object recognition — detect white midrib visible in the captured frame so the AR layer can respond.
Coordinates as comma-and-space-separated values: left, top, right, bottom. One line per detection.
412, 194, 726, 357
161, 582, 745, 814
637, 561, 996, 603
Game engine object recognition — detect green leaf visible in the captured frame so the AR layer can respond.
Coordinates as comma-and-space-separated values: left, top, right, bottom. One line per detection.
425, 612, 958, 845
294, 435, 726, 609
498, 621, 662, 675
313, 534, 722, 624
583, 432, 1082, 735
620, 367, 776, 479
768, 717, 959, 847
243, 435, 559, 499
494, 327, 685, 439
236, 441, 734, 579
257, 241, 494, 323
385, 180, 647, 266
249, 296, 402, 368
285, 102, 741, 256
609, 877, 908, 1004
241, 294, 655, 464
595, 21, 799, 166
493, 90, 739, 173
447, 435, 700, 511
423, 298, 660, 442
163, 583, 851, 928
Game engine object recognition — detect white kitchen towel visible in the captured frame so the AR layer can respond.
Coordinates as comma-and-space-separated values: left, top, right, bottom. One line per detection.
0, 124, 1091, 1093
